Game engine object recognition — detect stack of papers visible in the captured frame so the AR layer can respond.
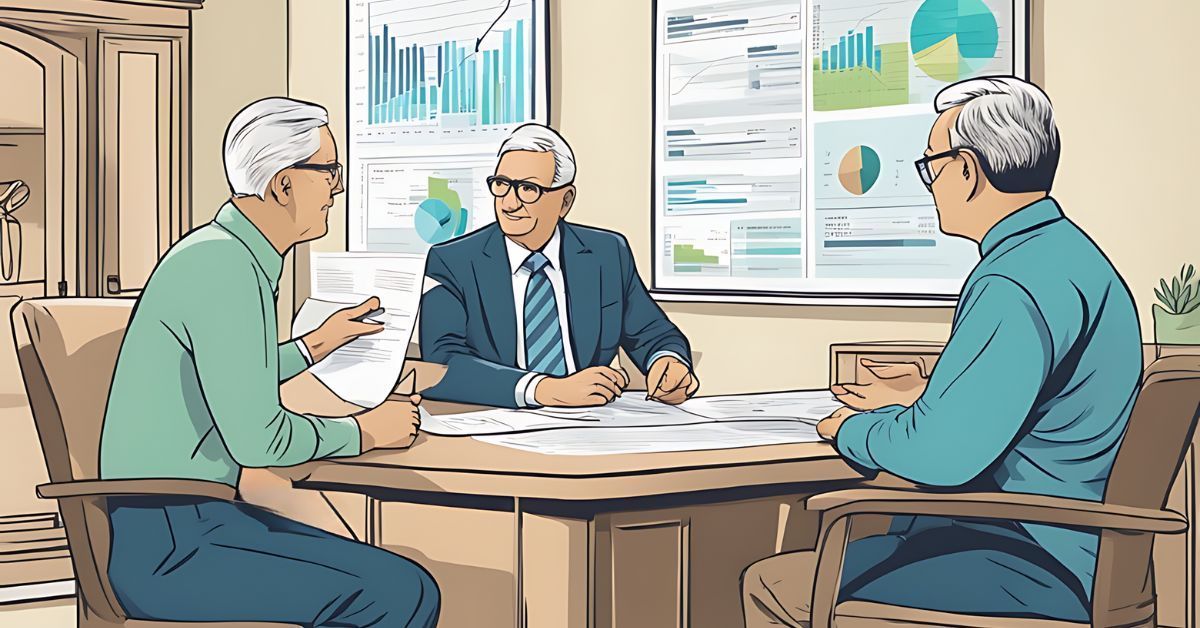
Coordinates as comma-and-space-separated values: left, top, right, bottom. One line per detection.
419, 390, 841, 455
477, 421, 820, 455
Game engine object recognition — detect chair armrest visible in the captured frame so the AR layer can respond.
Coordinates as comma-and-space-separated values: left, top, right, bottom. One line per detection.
807, 488, 1187, 534
37, 479, 237, 501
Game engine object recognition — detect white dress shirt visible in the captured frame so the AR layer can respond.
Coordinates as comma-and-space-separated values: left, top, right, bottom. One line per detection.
506, 229, 577, 407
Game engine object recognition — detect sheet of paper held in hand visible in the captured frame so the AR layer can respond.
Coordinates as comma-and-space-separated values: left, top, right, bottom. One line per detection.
420, 390, 841, 453
292, 253, 425, 408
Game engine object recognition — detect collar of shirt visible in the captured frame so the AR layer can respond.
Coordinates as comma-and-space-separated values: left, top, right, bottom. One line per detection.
978, 197, 1065, 259
504, 225, 563, 276
213, 201, 285, 292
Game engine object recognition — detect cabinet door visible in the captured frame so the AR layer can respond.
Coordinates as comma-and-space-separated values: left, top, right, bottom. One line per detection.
99, 36, 179, 296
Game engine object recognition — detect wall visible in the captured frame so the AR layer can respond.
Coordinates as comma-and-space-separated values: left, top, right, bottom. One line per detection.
190, 0, 289, 224
276, 0, 1198, 394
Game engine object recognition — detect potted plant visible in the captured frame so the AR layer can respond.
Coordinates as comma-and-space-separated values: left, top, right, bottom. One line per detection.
1154, 264, 1200, 345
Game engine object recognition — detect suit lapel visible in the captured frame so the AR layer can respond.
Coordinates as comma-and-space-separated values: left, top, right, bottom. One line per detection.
473, 226, 518, 366
560, 223, 600, 369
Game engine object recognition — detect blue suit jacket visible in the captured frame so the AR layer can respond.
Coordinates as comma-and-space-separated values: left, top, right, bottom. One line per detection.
419, 222, 692, 408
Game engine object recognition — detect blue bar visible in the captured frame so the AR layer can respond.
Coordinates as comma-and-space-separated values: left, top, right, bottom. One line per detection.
838, 37, 846, 69
515, 20, 525, 122
420, 52, 427, 119
411, 44, 419, 113
866, 26, 874, 69
825, 239, 937, 249
441, 42, 451, 113
503, 28, 513, 123
369, 35, 376, 123
468, 58, 476, 114
848, 33, 856, 67
856, 33, 864, 67
875, 49, 882, 73
458, 47, 467, 112
437, 45, 443, 87
821, 50, 829, 72
482, 50, 491, 124
492, 50, 500, 123
450, 44, 459, 113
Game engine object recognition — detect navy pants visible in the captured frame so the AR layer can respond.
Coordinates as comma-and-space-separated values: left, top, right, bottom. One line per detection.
107, 497, 439, 627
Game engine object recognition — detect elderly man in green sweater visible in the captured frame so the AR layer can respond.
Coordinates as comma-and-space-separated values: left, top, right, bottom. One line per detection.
99, 97, 439, 627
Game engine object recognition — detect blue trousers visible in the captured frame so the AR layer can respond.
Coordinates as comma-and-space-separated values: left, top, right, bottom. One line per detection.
841, 516, 1090, 621
744, 516, 1089, 626
107, 496, 439, 627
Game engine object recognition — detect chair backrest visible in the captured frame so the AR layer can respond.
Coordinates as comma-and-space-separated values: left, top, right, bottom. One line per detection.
12, 298, 135, 483
1094, 356, 1200, 627
12, 297, 136, 625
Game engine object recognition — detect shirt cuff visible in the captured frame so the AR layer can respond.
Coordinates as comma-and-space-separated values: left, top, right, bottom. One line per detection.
833, 405, 905, 471
516, 372, 547, 408
296, 338, 314, 365
647, 350, 689, 370
309, 416, 362, 459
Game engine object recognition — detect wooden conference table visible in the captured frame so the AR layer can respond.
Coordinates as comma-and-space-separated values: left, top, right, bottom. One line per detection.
283, 361, 867, 628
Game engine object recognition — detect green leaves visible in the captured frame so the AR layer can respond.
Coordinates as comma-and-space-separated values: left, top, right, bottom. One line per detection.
1157, 264, 1200, 315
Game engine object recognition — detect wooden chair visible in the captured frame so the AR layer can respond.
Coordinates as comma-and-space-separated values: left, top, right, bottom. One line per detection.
805, 355, 1200, 628
12, 298, 296, 628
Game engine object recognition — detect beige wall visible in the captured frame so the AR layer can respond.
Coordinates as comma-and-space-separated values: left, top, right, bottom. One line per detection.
273, 0, 1195, 393
190, 0, 289, 224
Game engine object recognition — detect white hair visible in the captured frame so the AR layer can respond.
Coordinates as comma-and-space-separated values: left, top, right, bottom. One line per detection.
223, 97, 329, 198
934, 76, 1060, 193
497, 123, 576, 187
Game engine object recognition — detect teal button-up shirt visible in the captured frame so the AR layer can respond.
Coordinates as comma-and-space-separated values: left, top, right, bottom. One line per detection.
100, 203, 361, 488
836, 198, 1142, 596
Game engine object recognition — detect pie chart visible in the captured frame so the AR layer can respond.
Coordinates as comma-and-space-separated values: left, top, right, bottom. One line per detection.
910, 0, 1000, 83
838, 145, 881, 196
414, 198, 468, 244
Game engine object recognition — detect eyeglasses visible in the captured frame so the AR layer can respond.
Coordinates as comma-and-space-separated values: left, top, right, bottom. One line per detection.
486, 175, 571, 204
914, 150, 961, 191
291, 161, 343, 186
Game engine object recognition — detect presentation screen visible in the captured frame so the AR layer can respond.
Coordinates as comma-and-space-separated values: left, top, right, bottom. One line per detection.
348, 0, 550, 254
652, 0, 1027, 302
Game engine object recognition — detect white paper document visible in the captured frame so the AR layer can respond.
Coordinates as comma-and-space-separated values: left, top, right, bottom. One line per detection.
419, 391, 843, 455
292, 253, 425, 408
679, 390, 843, 424
476, 420, 821, 455
419, 395, 711, 436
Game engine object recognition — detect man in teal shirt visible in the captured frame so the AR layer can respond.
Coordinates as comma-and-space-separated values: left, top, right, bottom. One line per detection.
100, 98, 439, 627
743, 77, 1141, 625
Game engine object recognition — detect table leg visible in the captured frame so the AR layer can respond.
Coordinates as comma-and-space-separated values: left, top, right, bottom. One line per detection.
518, 502, 590, 628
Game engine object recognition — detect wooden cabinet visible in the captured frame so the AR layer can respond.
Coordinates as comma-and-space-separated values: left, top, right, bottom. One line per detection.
99, 35, 187, 295
0, 0, 199, 299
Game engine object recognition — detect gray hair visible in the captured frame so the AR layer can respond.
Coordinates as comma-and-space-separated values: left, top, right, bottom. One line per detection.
934, 76, 1060, 193
497, 123, 576, 187
223, 97, 329, 198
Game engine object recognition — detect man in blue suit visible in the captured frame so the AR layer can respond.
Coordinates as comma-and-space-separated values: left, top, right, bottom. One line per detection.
420, 123, 697, 408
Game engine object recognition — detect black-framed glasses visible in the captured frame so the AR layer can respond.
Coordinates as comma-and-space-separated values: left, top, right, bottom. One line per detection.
291, 161, 343, 186
486, 175, 571, 204
914, 150, 962, 190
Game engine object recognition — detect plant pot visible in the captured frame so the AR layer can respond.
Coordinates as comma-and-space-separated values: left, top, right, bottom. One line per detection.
1154, 303, 1200, 345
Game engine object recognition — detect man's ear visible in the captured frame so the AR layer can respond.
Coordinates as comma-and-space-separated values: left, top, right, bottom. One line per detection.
559, 186, 576, 217
269, 172, 292, 205
959, 149, 986, 200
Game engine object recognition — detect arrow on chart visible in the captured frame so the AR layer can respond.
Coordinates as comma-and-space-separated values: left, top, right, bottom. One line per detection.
476, 0, 512, 53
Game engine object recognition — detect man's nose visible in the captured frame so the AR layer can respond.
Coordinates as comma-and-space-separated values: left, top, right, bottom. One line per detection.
499, 190, 523, 211
332, 177, 345, 196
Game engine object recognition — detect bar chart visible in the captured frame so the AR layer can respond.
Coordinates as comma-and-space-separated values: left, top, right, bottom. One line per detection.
665, 120, 802, 161
664, 0, 801, 44
731, 218, 804, 278
665, 175, 802, 215
362, 0, 535, 130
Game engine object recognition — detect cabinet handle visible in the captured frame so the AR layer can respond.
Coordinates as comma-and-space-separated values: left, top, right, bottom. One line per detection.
106, 275, 121, 294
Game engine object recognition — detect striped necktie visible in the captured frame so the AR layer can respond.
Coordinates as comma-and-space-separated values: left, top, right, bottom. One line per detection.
522, 251, 568, 376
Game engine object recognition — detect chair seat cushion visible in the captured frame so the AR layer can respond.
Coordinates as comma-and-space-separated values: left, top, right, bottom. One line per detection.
835, 601, 1086, 628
